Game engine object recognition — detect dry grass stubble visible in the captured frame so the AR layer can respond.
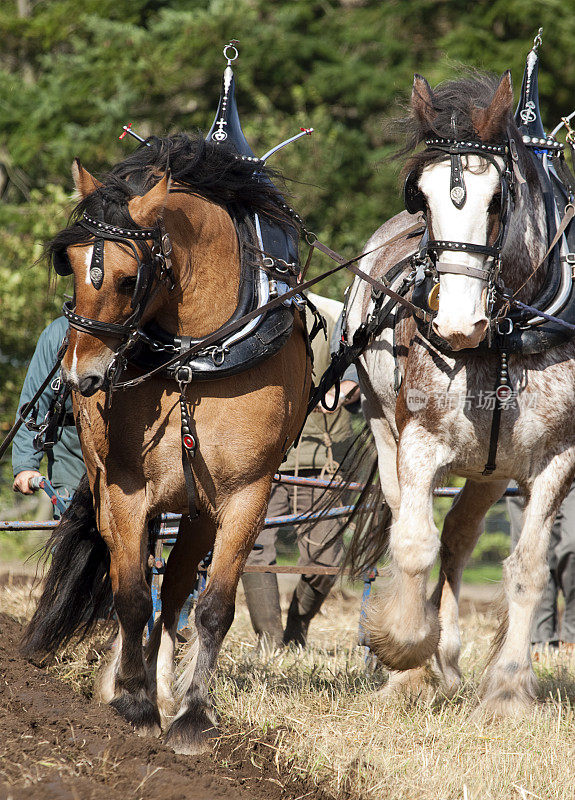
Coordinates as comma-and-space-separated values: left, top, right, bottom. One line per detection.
2, 578, 575, 799
216, 586, 575, 800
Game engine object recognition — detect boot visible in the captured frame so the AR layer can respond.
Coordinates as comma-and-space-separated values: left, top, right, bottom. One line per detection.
283, 580, 327, 647
241, 572, 284, 650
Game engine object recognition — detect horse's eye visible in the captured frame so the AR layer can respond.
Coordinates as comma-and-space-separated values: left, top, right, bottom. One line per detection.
118, 276, 137, 293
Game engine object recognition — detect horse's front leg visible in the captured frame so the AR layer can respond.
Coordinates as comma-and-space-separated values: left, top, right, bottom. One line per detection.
431, 478, 508, 694
381, 478, 508, 700
164, 479, 270, 755
367, 423, 446, 671
94, 487, 160, 736
481, 453, 575, 716
146, 514, 215, 727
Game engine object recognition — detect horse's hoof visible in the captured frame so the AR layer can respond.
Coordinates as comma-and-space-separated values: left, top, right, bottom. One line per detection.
479, 663, 537, 718
110, 690, 161, 736
435, 663, 462, 698
378, 665, 438, 704
479, 691, 533, 720
367, 601, 440, 671
165, 705, 219, 755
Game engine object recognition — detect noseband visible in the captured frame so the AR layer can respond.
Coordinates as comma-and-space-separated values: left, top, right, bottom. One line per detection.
59, 212, 175, 340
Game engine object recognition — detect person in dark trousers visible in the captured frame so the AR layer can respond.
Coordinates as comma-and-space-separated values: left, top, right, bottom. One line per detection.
12, 316, 85, 517
242, 293, 360, 650
507, 485, 575, 653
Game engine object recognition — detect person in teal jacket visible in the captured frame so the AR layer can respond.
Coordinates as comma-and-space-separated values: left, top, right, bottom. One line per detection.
12, 316, 85, 516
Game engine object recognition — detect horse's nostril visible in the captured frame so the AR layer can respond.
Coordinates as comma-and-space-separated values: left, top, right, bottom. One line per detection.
432, 317, 489, 350
78, 374, 103, 397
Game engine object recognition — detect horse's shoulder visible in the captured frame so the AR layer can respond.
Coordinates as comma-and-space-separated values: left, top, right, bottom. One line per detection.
362, 210, 420, 281
347, 211, 421, 333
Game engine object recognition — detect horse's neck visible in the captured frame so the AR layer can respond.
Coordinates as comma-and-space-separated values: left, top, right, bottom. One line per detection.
156, 194, 240, 336
501, 170, 548, 304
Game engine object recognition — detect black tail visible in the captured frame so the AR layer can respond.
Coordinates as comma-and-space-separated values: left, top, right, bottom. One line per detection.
342, 454, 391, 579
295, 422, 391, 579
21, 474, 113, 656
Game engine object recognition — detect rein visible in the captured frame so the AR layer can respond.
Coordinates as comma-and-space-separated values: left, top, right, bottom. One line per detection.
109, 221, 427, 390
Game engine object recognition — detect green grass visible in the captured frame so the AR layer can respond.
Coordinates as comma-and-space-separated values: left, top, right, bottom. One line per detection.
0, 531, 47, 566
428, 561, 503, 585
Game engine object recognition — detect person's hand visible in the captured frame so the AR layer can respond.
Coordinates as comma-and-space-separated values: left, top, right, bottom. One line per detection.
13, 470, 42, 495
318, 381, 360, 414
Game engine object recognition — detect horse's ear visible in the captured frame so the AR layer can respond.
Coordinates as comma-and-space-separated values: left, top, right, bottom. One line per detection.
129, 171, 172, 227
472, 70, 513, 142
72, 159, 103, 198
411, 74, 436, 128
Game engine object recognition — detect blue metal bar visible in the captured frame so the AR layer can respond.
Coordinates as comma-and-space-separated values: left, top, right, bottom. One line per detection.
1, 520, 58, 530
0, 487, 523, 532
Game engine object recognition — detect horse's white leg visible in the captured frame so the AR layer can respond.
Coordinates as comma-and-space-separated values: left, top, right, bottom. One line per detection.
366, 423, 447, 671
431, 478, 508, 694
481, 453, 575, 716
380, 478, 508, 700
146, 619, 178, 727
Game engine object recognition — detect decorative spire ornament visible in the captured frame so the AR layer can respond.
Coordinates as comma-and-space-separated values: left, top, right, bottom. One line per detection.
514, 29, 547, 141
207, 41, 313, 272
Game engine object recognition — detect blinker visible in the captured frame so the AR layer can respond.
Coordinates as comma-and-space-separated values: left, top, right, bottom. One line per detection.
53, 250, 72, 276
404, 171, 425, 215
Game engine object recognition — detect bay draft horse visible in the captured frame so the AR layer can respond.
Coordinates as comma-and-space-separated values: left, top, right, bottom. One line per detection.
22, 135, 311, 752
347, 71, 575, 715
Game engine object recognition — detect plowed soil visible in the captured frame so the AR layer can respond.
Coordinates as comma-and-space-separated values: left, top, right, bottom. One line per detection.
0, 611, 324, 800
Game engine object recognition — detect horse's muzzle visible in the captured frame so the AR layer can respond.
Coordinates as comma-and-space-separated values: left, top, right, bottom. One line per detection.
432, 317, 489, 350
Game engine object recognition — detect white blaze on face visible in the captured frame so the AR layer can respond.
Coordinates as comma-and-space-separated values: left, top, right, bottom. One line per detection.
419, 155, 502, 348
84, 246, 93, 284
68, 342, 79, 385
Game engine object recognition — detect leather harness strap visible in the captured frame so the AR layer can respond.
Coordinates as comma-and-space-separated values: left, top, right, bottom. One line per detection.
0, 334, 69, 462
482, 351, 512, 476
112, 221, 427, 390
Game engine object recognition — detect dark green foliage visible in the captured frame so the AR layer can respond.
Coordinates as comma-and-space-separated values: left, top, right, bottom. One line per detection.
1, 0, 574, 478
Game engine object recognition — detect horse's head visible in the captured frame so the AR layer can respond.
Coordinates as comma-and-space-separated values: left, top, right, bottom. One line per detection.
56, 162, 171, 396
406, 72, 514, 350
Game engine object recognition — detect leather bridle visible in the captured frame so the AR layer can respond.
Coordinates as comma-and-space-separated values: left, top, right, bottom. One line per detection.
404, 135, 518, 316
60, 212, 175, 342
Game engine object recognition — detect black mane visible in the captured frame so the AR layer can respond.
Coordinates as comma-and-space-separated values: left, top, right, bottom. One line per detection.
47, 133, 295, 267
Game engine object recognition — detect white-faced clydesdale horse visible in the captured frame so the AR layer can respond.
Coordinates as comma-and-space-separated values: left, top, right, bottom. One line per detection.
347, 70, 575, 715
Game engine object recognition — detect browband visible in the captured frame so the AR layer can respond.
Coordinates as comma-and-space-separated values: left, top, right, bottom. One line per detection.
79, 213, 157, 240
